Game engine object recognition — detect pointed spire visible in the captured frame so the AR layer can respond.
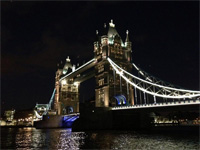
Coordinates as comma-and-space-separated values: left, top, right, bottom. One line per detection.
95, 30, 99, 42
125, 30, 129, 42
103, 23, 107, 35
66, 56, 70, 62
104, 23, 106, 28
109, 19, 115, 27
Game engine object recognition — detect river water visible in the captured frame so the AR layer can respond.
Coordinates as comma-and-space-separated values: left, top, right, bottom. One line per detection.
1, 127, 199, 149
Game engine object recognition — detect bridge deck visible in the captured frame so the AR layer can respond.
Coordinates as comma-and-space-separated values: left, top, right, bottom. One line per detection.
112, 100, 200, 110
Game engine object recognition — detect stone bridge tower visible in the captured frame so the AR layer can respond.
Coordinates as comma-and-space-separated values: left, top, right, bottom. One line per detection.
54, 57, 79, 115
94, 20, 134, 107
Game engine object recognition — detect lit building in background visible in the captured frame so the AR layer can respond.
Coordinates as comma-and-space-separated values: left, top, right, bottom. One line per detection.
2, 109, 16, 125
0, 109, 35, 126
4, 109, 15, 122
14, 109, 35, 126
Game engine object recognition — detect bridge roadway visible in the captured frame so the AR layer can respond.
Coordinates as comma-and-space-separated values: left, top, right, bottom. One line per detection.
112, 99, 200, 110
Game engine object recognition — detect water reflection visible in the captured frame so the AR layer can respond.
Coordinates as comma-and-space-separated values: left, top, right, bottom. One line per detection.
110, 131, 199, 150
81, 130, 199, 150
5, 128, 16, 148
56, 129, 85, 149
2, 128, 85, 149
1, 128, 199, 149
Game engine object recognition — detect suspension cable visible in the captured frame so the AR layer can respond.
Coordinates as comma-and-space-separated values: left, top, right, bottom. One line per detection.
107, 57, 200, 99
108, 57, 200, 93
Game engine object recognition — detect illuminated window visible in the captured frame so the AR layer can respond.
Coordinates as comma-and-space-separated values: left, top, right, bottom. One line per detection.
62, 80, 67, 85
98, 89, 104, 105
98, 78, 104, 86
98, 65, 104, 73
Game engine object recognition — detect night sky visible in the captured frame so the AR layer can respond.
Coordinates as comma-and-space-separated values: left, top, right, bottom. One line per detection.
1, 1, 199, 113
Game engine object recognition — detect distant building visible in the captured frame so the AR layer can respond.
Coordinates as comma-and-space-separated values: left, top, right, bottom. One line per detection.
4, 109, 15, 122
2, 109, 16, 126
14, 109, 35, 126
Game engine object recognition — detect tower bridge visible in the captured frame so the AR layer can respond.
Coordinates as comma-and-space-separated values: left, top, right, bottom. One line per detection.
34, 20, 200, 129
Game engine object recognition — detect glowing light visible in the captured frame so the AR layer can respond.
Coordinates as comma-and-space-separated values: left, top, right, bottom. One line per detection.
74, 82, 79, 87
114, 95, 127, 105
139, 71, 144, 76
109, 19, 115, 27
108, 39, 114, 44
116, 70, 123, 75
132, 63, 139, 70
62, 80, 67, 85
72, 65, 76, 72
121, 43, 125, 47
66, 56, 70, 62
112, 100, 200, 110
34, 110, 43, 119
47, 88, 56, 110
146, 77, 152, 82
63, 70, 67, 74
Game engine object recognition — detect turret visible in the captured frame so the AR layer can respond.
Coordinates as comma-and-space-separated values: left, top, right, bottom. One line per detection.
94, 20, 134, 107
125, 30, 132, 50
94, 30, 100, 59
63, 56, 73, 74
94, 20, 132, 61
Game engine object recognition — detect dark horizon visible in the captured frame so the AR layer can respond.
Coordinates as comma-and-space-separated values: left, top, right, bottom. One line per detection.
1, 1, 199, 113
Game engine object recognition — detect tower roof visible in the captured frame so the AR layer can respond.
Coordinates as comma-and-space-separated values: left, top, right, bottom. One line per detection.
107, 20, 124, 46
107, 20, 120, 39
63, 56, 73, 69
125, 30, 130, 42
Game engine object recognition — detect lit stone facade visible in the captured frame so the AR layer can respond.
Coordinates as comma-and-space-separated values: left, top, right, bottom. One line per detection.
94, 20, 134, 107
54, 20, 134, 111
54, 57, 79, 115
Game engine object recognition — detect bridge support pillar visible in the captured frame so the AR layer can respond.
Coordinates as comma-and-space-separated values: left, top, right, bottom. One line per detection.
130, 87, 134, 105
57, 102, 61, 115
104, 86, 109, 107
95, 85, 109, 107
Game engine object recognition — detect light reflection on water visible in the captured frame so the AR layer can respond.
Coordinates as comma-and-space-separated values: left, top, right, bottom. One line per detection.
1, 127, 85, 149
1, 128, 199, 149
110, 133, 199, 150
56, 129, 85, 149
